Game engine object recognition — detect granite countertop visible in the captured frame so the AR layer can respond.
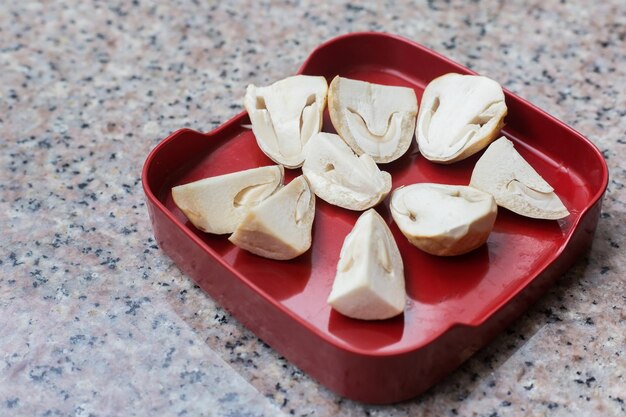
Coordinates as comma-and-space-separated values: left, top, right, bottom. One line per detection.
1, 1, 624, 416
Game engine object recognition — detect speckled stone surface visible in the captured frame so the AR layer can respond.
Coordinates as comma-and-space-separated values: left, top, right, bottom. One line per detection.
1, 1, 624, 416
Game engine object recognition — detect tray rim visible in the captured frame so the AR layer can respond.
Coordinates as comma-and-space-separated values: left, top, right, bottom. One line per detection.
141, 32, 609, 358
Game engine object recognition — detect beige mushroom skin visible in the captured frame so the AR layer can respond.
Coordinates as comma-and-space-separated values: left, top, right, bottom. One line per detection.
327, 209, 405, 320
244, 75, 328, 168
469, 137, 570, 220
416, 73, 507, 164
328, 76, 418, 163
172, 165, 284, 235
302, 132, 392, 211
390, 183, 497, 256
229, 176, 315, 260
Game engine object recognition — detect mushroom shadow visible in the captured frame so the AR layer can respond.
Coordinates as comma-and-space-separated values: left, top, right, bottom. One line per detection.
404, 244, 490, 304
327, 309, 405, 350
230, 243, 313, 302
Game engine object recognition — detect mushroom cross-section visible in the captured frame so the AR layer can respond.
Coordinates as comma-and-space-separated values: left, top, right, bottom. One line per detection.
171, 165, 284, 235
390, 183, 497, 256
244, 75, 328, 168
302, 132, 392, 211
328, 76, 418, 163
469, 137, 570, 220
229, 175, 315, 260
327, 209, 405, 320
416, 73, 507, 164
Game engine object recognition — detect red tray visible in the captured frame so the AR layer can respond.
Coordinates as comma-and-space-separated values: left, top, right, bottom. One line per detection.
142, 33, 608, 404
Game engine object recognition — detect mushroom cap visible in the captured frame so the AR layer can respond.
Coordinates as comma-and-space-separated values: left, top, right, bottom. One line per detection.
327, 209, 405, 320
469, 137, 570, 220
416, 73, 507, 164
302, 132, 392, 211
229, 175, 315, 260
328, 76, 418, 163
172, 165, 284, 234
245, 75, 328, 168
390, 183, 497, 256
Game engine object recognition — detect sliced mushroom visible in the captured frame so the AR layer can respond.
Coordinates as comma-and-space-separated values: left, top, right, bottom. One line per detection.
327, 209, 405, 320
416, 73, 507, 164
172, 165, 284, 234
469, 137, 570, 219
229, 176, 315, 260
302, 132, 392, 211
328, 76, 418, 163
390, 183, 497, 256
244, 75, 328, 168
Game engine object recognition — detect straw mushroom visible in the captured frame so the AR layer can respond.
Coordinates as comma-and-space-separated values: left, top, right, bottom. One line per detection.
469, 137, 569, 220
302, 132, 391, 211
244, 75, 328, 168
390, 183, 497, 256
229, 176, 315, 260
416, 73, 507, 163
328, 76, 418, 163
172, 165, 284, 234
327, 209, 405, 320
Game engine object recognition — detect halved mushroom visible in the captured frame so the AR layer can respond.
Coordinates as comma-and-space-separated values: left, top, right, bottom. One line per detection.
229, 176, 315, 260
244, 75, 328, 168
390, 183, 497, 256
416, 73, 507, 164
172, 165, 284, 234
328, 76, 418, 163
302, 132, 392, 211
469, 137, 570, 220
327, 209, 405, 320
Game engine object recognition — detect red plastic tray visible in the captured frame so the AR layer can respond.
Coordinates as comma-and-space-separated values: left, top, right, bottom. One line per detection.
142, 33, 608, 404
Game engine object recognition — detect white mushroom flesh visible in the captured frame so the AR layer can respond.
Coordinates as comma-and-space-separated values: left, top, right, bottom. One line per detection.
470, 137, 569, 219
390, 183, 497, 256
229, 176, 315, 260
329, 76, 417, 163
345, 108, 404, 158
245, 75, 327, 168
172, 165, 284, 235
417, 73, 507, 163
302, 132, 391, 211
392, 184, 494, 239
328, 209, 405, 320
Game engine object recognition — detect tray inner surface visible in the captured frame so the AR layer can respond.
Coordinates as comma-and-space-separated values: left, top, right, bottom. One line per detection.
157, 64, 599, 355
